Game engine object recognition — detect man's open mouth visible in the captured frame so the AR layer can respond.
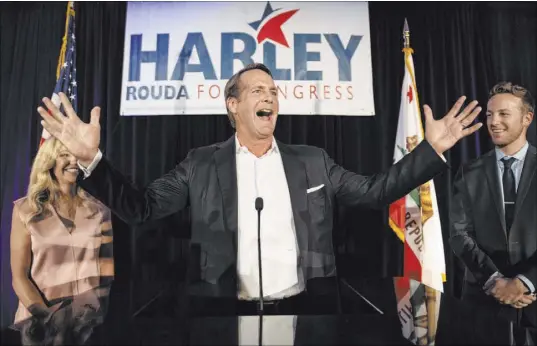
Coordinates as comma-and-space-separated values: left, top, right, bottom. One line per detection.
256, 109, 273, 117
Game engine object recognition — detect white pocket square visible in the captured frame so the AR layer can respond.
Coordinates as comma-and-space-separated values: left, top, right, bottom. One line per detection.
307, 184, 324, 194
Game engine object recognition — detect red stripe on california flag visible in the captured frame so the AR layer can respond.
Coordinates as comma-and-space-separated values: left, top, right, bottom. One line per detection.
403, 240, 422, 282
394, 276, 410, 302
389, 197, 406, 230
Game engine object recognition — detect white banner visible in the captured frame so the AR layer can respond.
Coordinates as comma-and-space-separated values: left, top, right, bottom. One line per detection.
120, 1, 375, 116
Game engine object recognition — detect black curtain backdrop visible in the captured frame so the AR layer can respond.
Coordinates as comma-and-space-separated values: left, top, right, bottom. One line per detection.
1, 1, 536, 328
0, 1, 70, 328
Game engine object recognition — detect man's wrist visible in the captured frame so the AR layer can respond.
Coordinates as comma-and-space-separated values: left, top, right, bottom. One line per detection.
79, 160, 93, 168
483, 271, 503, 292
79, 149, 99, 168
515, 276, 532, 293
428, 140, 446, 157
423, 140, 448, 163
77, 149, 103, 179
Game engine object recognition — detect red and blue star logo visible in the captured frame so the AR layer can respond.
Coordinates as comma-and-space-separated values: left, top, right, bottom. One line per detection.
248, 2, 299, 48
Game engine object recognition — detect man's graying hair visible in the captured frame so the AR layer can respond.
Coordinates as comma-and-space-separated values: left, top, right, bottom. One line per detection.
224, 63, 273, 129
489, 81, 535, 114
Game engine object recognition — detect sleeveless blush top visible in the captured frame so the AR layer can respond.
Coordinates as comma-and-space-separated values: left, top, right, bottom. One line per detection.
12, 196, 114, 324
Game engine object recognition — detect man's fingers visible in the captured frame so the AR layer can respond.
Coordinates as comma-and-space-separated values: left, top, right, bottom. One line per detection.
423, 105, 434, 125
461, 123, 483, 137
37, 106, 60, 127
90, 107, 101, 126
59, 92, 78, 119
40, 120, 61, 138
42, 97, 64, 123
455, 100, 480, 121
512, 296, 532, 309
517, 295, 535, 305
511, 295, 535, 309
503, 293, 524, 305
512, 303, 527, 309
446, 96, 467, 119
459, 105, 482, 127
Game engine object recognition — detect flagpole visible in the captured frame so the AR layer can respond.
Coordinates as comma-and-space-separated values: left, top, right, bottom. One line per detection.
425, 285, 439, 345
403, 19, 441, 346
41, 1, 76, 147
56, 2, 74, 80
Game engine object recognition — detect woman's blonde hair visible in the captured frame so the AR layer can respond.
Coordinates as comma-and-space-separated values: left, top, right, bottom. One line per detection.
25, 137, 94, 225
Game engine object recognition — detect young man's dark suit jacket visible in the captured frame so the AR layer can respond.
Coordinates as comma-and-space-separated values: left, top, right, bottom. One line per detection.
450, 144, 537, 328
78, 135, 447, 301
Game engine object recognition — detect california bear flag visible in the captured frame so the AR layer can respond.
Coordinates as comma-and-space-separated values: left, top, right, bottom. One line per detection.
388, 45, 446, 293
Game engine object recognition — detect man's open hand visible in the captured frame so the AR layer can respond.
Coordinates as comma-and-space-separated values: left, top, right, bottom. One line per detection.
38, 92, 101, 165
424, 96, 482, 155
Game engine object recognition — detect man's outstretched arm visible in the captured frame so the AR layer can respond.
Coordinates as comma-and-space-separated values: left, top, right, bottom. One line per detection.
77, 149, 192, 226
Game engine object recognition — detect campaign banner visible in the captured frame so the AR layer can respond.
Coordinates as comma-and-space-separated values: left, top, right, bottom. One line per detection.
120, 1, 375, 116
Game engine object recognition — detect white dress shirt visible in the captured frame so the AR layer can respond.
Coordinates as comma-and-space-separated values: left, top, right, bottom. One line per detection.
234, 135, 303, 300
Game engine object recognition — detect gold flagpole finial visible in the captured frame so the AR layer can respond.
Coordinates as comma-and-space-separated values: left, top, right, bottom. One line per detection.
403, 18, 410, 49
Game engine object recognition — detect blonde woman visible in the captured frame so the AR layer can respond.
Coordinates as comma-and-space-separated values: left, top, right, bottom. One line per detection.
10, 137, 114, 345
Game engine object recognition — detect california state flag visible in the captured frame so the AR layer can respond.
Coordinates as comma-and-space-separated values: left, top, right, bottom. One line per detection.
389, 46, 446, 293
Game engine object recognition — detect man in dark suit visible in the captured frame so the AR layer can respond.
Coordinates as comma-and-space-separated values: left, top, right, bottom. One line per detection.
38, 63, 481, 317
450, 82, 537, 345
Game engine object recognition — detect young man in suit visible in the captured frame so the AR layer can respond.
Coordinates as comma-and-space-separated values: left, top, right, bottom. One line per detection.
38, 63, 482, 317
450, 82, 536, 345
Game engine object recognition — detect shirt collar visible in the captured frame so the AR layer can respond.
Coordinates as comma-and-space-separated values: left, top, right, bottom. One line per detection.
495, 141, 529, 163
235, 134, 279, 155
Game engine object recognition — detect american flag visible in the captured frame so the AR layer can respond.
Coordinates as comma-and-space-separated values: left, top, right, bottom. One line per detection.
40, 1, 77, 146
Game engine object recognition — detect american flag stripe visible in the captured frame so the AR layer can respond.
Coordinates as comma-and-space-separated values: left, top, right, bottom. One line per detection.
40, 1, 77, 147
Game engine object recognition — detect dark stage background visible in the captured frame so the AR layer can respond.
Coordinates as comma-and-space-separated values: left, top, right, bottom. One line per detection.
1, 1, 536, 328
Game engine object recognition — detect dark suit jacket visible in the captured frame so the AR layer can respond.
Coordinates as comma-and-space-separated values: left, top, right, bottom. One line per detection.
79, 135, 447, 299
449, 144, 537, 326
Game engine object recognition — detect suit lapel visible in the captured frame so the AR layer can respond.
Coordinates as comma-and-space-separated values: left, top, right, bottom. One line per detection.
278, 141, 309, 249
514, 145, 537, 221
213, 136, 238, 250
484, 151, 507, 233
